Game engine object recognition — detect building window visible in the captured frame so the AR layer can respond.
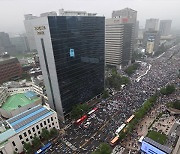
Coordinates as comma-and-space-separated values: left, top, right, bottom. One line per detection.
49, 125, 51, 128
38, 131, 40, 134
32, 127, 35, 132
30, 136, 32, 139
34, 133, 37, 136
0, 151, 3, 154
51, 117, 53, 121
15, 148, 18, 152
40, 123, 43, 127
12, 141, 16, 146
21, 141, 24, 145
45, 127, 47, 129
44, 121, 46, 125
36, 125, 39, 129
47, 119, 50, 123
19, 135, 22, 140
52, 122, 54, 125
24, 132, 27, 137
26, 138, 29, 142
28, 130, 31, 134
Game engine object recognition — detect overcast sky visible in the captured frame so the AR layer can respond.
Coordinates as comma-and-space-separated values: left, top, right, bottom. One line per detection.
0, 0, 180, 34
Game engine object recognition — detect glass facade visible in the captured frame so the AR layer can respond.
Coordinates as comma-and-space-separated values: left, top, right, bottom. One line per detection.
122, 23, 133, 65
48, 16, 105, 113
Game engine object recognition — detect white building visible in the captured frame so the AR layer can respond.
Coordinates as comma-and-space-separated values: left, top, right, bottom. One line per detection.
0, 105, 60, 154
24, 12, 57, 52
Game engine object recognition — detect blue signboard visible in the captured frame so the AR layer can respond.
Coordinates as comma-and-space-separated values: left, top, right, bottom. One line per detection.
141, 141, 166, 154
70, 49, 75, 57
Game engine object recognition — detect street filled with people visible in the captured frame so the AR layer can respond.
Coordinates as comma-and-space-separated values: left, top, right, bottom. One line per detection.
57, 44, 180, 154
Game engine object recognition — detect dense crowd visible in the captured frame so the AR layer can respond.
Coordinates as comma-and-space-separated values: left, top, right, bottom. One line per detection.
62, 45, 180, 154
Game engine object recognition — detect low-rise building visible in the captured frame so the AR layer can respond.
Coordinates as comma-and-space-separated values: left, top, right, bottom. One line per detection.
0, 88, 42, 118
0, 105, 60, 154
0, 53, 22, 84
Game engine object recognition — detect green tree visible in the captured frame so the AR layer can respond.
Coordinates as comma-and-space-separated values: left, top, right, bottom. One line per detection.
102, 90, 109, 99
50, 128, 58, 137
32, 136, 41, 148
71, 103, 89, 119
160, 85, 175, 95
41, 128, 50, 140
23, 142, 32, 154
124, 63, 140, 76
92, 143, 112, 154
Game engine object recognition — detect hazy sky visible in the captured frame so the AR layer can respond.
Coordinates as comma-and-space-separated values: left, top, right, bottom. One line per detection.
0, 0, 180, 34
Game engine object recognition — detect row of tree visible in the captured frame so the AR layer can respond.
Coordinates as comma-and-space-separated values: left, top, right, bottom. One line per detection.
124, 63, 140, 76
23, 128, 58, 154
160, 84, 175, 95
118, 95, 158, 140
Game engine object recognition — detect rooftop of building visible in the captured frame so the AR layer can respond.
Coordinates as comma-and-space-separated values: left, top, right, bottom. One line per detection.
112, 7, 137, 13
1, 91, 40, 111
7, 105, 54, 133
24, 9, 97, 20
0, 105, 54, 143
0, 53, 18, 65
143, 137, 172, 154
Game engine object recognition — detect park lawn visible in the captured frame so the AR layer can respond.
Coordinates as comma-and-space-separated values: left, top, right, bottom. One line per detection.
147, 130, 168, 145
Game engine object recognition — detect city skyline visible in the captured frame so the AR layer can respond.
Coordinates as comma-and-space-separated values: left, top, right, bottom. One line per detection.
0, 0, 180, 33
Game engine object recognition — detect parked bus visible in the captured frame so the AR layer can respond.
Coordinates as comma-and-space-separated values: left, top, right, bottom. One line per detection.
115, 123, 126, 135
126, 115, 135, 123
110, 136, 119, 146
75, 115, 88, 125
87, 107, 98, 115
35, 142, 52, 154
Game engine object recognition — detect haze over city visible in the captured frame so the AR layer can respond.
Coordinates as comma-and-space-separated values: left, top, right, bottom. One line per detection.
0, 0, 180, 33
0, 0, 180, 154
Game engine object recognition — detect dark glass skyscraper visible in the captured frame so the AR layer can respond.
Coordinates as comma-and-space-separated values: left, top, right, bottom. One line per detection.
31, 15, 105, 121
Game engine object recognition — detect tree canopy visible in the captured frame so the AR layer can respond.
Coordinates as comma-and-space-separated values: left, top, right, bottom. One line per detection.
71, 103, 89, 119
160, 85, 175, 95
92, 143, 112, 154
124, 63, 140, 76
167, 100, 180, 110
41, 128, 50, 140
106, 74, 130, 90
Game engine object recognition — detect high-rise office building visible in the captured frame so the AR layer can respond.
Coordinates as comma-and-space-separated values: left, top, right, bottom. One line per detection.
159, 20, 172, 36
145, 18, 159, 31
24, 12, 57, 52
30, 13, 105, 121
106, 8, 137, 67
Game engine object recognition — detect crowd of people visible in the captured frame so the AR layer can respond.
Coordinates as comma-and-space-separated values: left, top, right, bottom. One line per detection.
63, 44, 180, 154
